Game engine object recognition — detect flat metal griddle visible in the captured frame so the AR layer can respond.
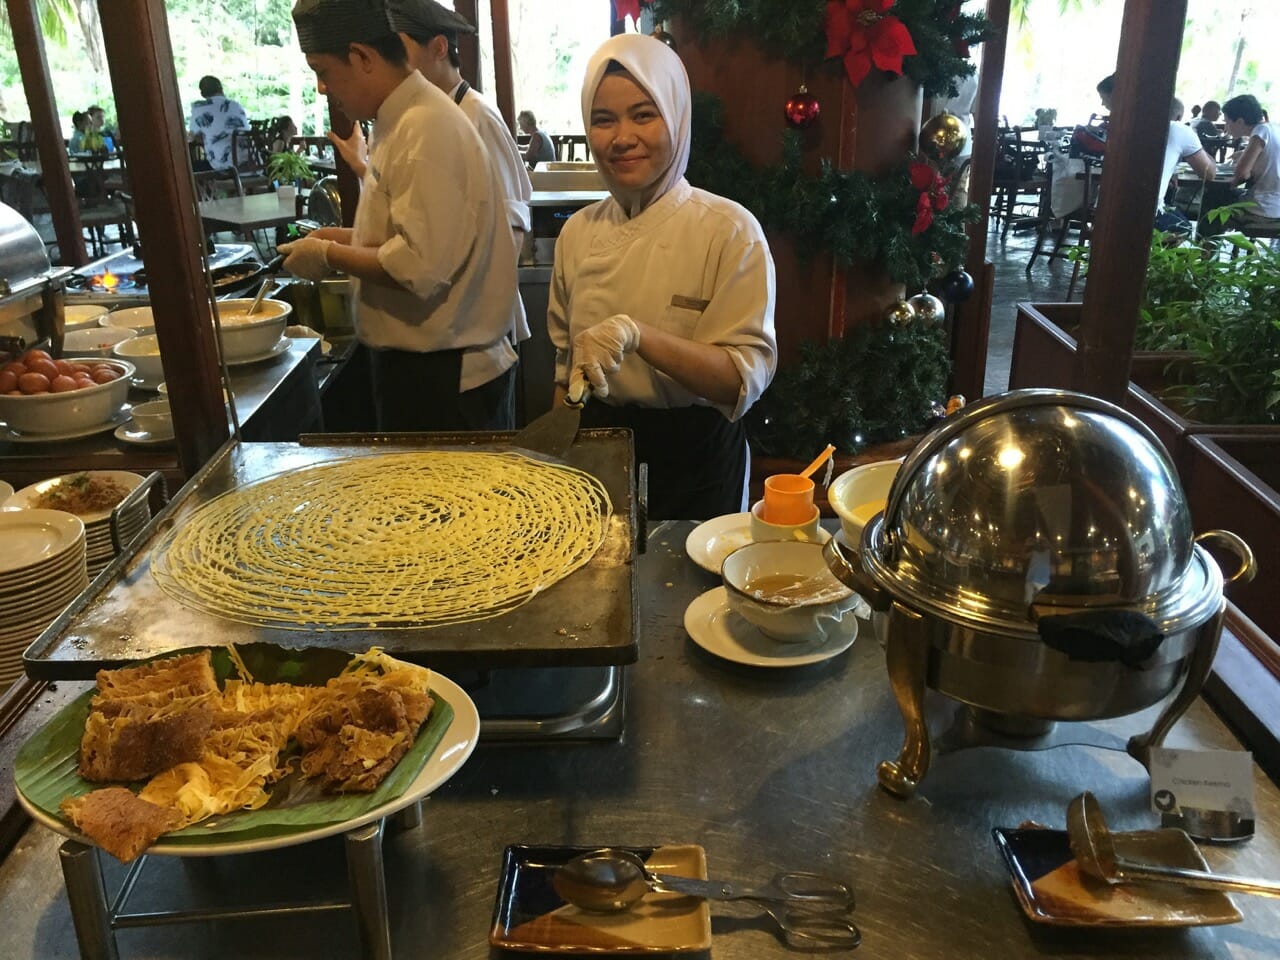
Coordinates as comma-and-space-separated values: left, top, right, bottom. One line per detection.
24, 430, 636, 680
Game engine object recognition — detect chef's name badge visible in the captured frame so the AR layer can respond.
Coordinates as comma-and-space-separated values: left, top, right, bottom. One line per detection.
1149, 747, 1256, 841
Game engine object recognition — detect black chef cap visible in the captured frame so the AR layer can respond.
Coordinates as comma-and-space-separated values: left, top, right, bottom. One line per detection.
292, 0, 397, 54
387, 0, 476, 39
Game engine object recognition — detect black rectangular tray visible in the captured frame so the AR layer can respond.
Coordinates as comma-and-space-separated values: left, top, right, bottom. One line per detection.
23, 430, 636, 679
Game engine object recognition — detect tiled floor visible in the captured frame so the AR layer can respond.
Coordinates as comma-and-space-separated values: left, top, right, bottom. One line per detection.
981, 218, 1076, 397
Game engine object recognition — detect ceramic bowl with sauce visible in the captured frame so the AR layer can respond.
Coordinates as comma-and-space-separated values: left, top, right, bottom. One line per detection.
721, 540, 860, 644
214, 298, 291, 362
828, 458, 903, 546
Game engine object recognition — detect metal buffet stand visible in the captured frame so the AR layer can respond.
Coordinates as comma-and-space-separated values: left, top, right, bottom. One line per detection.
2, 518, 1280, 958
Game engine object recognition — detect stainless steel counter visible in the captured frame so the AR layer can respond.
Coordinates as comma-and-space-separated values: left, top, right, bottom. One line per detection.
1, 520, 1278, 958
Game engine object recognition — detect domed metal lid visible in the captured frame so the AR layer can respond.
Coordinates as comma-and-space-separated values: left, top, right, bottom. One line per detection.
862, 390, 1219, 635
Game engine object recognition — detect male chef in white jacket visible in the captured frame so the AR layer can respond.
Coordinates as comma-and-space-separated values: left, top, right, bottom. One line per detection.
282, 0, 519, 431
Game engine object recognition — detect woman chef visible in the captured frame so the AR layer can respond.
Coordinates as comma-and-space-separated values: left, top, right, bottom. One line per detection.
548, 33, 777, 520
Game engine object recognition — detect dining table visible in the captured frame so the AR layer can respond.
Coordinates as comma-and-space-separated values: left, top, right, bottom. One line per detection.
0, 514, 1277, 959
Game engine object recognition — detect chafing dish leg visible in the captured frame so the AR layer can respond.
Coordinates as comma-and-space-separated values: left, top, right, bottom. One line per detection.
392, 801, 423, 831
345, 820, 392, 960
877, 602, 932, 798
1129, 602, 1225, 767
59, 839, 119, 960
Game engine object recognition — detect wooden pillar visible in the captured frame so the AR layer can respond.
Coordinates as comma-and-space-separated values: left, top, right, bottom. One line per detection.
490, 0, 516, 131
951, 0, 1011, 400
4, 0, 86, 264
455, 0, 480, 92
1075, 0, 1187, 401
98, 0, 228, 473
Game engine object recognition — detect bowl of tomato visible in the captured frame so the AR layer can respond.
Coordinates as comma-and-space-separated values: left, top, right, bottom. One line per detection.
0, 350, 136, 434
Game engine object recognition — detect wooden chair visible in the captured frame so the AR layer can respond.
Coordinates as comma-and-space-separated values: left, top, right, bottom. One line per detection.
230, 130, 270, 194
192, 167, 244, 201
991, 127, 1047, 239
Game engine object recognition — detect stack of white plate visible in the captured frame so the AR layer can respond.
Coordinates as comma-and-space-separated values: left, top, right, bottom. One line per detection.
3, 472, 151, 577
0, 510, 88, 690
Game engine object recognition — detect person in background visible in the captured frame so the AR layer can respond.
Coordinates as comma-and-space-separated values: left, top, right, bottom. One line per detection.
518, 110, 555, 167
1193, 100, 1221, 140
269, 115, 299, 154
386, 0, 532, 344
86, 105, 115, 149
187, 76, 248, 171
68, 111, 90, 152
1156, 97, 1215, 234
1190, 104, 1201, 120
549, 34, 777, 519
1095, 74, 1115, 116
281, 0, 520, 432
1205, 93, 1280, 234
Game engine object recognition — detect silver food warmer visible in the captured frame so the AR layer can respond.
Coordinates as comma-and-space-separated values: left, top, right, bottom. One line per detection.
0, 200, 73, 354
824, 389, 1255, 798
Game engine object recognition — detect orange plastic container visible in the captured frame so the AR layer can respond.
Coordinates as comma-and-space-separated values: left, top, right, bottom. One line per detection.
762, 473, 816, 525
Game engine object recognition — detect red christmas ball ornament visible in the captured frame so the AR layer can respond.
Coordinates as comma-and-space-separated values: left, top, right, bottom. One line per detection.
785, 85, 821, 129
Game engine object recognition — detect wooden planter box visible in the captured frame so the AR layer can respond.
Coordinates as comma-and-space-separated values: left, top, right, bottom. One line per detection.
1182, 434, 1280, 643
1010, 302, 1280, 472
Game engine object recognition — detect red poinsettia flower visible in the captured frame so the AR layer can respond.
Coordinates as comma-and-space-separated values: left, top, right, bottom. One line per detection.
909, 161, 936, 192
912, 191, 935, 235
612, 0, 647, 23
825, 0, 918, 88
932, 188, 950, 212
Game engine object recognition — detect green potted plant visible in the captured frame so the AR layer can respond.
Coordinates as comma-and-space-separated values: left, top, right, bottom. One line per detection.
266, 151, 315, 189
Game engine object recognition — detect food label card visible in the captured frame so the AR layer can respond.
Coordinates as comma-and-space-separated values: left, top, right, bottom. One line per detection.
1149, 747, 1255, 839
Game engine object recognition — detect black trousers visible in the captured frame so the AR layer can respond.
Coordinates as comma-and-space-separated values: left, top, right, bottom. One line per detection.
579, 402, 747, 521
369, 346, 515, 432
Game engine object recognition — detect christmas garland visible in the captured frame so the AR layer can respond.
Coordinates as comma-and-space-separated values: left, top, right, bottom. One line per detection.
652, 0, 991, 99
687, 93, 978, 292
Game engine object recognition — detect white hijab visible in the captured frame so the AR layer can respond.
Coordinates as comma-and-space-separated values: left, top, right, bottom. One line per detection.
581, 34, 691, 218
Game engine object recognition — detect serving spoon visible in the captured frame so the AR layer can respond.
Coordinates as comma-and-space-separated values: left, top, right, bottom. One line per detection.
1066, 791, 1280, 898
246, 278, 275, 316
553, 848, 860, 948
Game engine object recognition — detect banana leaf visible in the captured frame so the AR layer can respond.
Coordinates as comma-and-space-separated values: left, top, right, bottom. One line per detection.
14, 643, 454, 846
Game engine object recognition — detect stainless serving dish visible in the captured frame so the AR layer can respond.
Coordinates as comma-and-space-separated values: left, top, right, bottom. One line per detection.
0, 200, 74, 352
824, 389, 1255, 797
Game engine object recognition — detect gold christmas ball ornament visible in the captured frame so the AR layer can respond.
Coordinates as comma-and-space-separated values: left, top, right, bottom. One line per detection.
885, 299, 917, 326
650, 24, 677, 49
919, 111, 968, 164
907, 292, 946, 324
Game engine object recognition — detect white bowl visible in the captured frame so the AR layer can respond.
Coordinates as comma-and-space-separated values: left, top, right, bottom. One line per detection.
130, 399, 173, 436
63, 326, 137, 358
749, 499, 822, 543
0, 357, 135, 434
64, 304, 109, 331
828, 459, 904, 546
721, 540, 859, 644
112, 334, 164, 384
157, 381, 230, 404
214, 298, 291, 362
100, 306, 155, 332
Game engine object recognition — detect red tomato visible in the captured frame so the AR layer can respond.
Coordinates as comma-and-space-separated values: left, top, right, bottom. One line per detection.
90, 367, 119, 384
50, 375, 79, 393
69, 363, 91, 375
17, 372, 50, 394
54, 359, 75, 375
73, 375, 95, 388
27, 358, 59, 381
20, 349, 52, 365
0, 370, 15, 393
1, 361, 26, 378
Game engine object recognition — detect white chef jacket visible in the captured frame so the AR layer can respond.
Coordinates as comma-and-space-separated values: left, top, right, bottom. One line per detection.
449, 79, 532, 343
353, 72, 517, 392
548, 179, 776, 422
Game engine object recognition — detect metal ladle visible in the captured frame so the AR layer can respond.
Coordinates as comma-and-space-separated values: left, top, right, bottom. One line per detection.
553, 848, 861, 948
1067, 791, 1280, 898
246, 277, 274, 316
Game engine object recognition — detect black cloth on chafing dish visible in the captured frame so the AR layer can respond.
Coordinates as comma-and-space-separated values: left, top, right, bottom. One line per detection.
387, 0, 476, 38
292, 0, 396, 53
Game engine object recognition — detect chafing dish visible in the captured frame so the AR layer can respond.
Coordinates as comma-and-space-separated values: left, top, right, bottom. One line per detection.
824, 389, 1255, 797
0, 201, 74, 353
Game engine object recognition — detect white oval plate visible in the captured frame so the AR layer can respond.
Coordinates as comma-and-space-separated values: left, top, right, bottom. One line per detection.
685, 513, 829, 575
683, 586, 857, 668
0, 409, 130, 445
0, 510, 86, 574
226, 338, 289, 366
5, 471, 145, 524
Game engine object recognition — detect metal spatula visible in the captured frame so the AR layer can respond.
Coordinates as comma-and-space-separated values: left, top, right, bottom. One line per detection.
512, 390, 588, 459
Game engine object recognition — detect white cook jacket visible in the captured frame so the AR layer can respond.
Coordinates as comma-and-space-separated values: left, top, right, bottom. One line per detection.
352, 72, 517, 392
548, 180, 776, 422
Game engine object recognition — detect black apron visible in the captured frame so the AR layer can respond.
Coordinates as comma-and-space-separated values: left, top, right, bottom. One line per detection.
578, 403, 747, 521
369, 346, 514, 432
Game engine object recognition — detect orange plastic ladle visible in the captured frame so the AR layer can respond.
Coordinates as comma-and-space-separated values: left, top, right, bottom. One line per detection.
799, 444, 836, 480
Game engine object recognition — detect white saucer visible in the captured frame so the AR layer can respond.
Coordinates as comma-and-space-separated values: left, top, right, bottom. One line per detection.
114, 423, 175, 446
683, 587, 857, 668
685, 513, 831, 575
0, 409, 130, 444
130, 377, 163, 392
227, 338, 289, 366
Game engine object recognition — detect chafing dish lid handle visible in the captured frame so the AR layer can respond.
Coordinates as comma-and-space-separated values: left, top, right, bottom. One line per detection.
1032, 607, 1165, 667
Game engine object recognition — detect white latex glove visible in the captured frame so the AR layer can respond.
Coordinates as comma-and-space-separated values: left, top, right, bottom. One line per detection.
277, 237, 333, 282
568, 314, 640, 402
327, 126, 368, 178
